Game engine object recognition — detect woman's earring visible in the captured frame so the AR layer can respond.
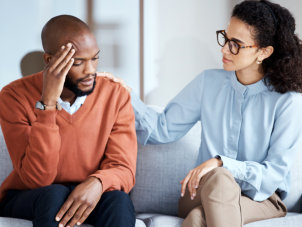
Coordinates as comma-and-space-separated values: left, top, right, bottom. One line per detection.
256, 59, 263, 64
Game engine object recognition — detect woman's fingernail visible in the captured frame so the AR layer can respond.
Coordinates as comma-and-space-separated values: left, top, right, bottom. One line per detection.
77, 222, 81, 225
193, 193, 196, 197
55, 216, 60, 221
181, 193, 184, 197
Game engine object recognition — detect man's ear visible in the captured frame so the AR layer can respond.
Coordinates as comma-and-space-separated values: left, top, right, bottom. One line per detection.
43, 53, 52, 64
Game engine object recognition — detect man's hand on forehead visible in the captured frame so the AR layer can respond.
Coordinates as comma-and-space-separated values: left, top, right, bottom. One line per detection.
41, 42, 75, 107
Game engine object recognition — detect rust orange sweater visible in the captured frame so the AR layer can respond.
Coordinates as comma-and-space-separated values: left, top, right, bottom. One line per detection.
0, 72, 137, 201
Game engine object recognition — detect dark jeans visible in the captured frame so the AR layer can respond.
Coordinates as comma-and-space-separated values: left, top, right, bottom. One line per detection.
0, 184, 135, 227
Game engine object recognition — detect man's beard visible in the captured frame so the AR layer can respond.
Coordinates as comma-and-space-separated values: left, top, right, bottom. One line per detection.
64, 74, 96, 97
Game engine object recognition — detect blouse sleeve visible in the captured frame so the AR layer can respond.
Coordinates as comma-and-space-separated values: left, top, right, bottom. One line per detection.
131, 73, 205, 145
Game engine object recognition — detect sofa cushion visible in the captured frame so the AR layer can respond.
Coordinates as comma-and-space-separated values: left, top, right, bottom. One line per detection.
137, 214, 183, 227
0, 217, 146, 227
130, 122, 201, 216
0, 217, 33, 227
0, 218, 95, 227
244, 213, 302, 227
136, 213, 302, 227
0, 217, 93, 227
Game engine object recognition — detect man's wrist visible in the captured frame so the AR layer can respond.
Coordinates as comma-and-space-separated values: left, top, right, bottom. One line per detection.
36, 100, 62, 111
89, 176, 103, 191
41, 101, 56, 110
40, 96, 57, 106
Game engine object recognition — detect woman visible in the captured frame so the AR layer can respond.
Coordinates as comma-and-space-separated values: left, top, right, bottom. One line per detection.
110, 0, 302, 226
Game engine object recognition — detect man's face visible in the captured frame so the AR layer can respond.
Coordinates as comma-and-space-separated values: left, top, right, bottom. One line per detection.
63, 31, 100, 96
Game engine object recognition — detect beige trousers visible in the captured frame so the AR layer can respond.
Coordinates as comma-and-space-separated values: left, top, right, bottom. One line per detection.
179, 167, 286, 227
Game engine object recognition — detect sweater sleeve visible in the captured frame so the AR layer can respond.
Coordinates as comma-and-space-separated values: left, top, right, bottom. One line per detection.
90, 89, 137, 193
0, 87, 61, 188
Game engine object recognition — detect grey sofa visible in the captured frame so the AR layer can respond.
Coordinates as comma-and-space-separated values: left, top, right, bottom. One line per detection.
1, 121, 302, 227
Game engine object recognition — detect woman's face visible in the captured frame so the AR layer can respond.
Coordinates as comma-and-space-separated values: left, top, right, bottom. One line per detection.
221, 17, 261, 73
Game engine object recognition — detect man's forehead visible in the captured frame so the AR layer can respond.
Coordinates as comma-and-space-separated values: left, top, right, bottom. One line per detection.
73, 50, 100, 60
58, 32, 99, 56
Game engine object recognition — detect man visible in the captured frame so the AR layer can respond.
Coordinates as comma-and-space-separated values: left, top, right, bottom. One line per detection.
0, 15, 137, 227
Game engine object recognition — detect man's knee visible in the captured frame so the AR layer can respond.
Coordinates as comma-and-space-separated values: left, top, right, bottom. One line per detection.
14, 184, 72, 226
35, 184, 70, 212
90, 191, 135, 227
101, 190, 134, 213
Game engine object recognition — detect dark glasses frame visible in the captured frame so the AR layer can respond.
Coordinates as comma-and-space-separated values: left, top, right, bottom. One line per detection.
216, 30, 257, 55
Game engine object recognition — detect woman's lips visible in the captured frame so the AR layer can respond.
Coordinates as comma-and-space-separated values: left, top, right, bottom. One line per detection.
223, 57, 232, 64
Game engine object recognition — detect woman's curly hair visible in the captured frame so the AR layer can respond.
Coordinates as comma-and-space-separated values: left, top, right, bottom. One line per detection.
232, 0, 302, 93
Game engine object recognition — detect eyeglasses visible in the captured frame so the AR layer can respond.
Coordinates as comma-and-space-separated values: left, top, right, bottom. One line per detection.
216, 30, 257, 55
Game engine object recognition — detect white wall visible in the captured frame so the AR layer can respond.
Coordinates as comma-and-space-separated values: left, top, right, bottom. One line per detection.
271, 0, 302, 37
2, 0, 302, 101
143, 0, 233, 106
93, 0, 140, 94
0, 0, 86, 89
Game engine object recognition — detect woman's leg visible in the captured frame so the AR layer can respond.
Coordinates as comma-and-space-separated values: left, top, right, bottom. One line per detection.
240, 192, 286, 224
181, 205, 206, 227
179, 167, 242, 227
179, 167, 286, 227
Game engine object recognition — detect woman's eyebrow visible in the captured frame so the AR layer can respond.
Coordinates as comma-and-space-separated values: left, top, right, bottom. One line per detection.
231, 37, 244, 44
225, 32, 245, 44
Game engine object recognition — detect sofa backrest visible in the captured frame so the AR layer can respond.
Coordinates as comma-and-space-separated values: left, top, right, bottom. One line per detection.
0, 126, 13, 186
1, 124, 302, 214
130, 122, 202, 216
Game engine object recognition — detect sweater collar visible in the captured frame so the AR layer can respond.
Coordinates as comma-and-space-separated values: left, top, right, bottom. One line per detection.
230, 71, 269, 98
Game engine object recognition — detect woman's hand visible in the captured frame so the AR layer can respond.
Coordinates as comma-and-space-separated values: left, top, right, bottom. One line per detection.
98, 72, 132, 92
180, 157, 222, 200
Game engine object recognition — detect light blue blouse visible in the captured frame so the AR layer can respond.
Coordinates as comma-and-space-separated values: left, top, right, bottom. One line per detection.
132, 69, 302, 201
